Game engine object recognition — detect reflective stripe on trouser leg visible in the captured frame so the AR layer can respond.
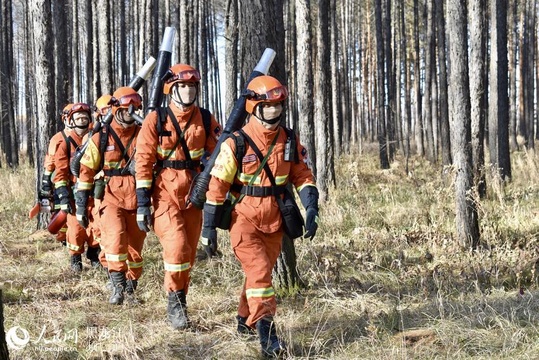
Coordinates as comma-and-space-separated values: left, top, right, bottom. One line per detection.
66, 212, 91, 255
230, 216, 283, 327
153, 199, 202, 293
100, 204, 133, 273
125, 208, 146, 281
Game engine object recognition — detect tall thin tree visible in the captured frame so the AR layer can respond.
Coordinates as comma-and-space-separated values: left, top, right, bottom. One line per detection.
447, 0, 480, 249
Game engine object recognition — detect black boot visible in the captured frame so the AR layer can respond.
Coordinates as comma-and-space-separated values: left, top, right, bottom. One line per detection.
125, 279, 141, 304
237, 315, 256, 336
109, 271, 126, 305
70, 254, 83, 272
256, 317, 286, 359
86, 246, 101, 268
167, 290, 189, 330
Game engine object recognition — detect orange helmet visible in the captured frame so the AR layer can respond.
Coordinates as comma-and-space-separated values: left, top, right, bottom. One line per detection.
163, 64, 201, 95
65, 102, 92, 127
245, 76, 288, 114
94, 94, 112, 117
110, 87, 142, 115
61, 103, 74, 122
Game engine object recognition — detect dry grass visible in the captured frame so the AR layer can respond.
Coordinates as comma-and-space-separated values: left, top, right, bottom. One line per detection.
3, 148, 539, 359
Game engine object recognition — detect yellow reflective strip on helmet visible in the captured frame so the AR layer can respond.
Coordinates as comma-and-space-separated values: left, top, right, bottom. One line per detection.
189, 148, 204, 159
54, 180, 68, 188
80, 139, 102, 171
238, 173, 262, 185
275, 174, 288, 185
205, 200, 225, 206
157, 146, 174, 158
77, 181, 93, 190
163, 262, 191, 272
59, 227, 67, 233
246, 287, 275, 299
136, 179, 153, 188
106, 253, 128, 262
66, 243, 80, 252
127, 260, 144, 269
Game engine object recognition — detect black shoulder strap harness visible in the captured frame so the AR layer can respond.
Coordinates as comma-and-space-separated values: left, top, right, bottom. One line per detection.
60, 130, 79, 171
230, 127, 299, 197
231, 126, 299, 175
98, 124, 137, 176
154, 106, 212, 170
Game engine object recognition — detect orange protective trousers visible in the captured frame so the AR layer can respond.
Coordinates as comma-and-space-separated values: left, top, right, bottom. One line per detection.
231, 215, 282, 328
66, 200, 98, 255
100, 204, 145, 281
153, 201, 202, 293
89, 199, 107, 268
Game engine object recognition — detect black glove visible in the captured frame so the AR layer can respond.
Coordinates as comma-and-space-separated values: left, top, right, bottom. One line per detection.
137, 206, 152, 232
75, 190, 90, 228
201, 226, 218, 258
76, 206, 89, 228
40, 173, 53, 197
56, 186, 72, 214
304, 207, 319, 240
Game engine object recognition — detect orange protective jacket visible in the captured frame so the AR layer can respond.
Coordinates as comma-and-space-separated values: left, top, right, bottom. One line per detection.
206, 119, 316, 233
44, 130, 71, 177
78, 120, 139, 210
53, 131, 84, 190
135, 102, 221, 208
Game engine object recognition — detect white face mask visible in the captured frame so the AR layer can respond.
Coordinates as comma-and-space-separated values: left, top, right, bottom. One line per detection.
171, 83, 197, 106
71, 113, 90, 135
260, 103, 283, 120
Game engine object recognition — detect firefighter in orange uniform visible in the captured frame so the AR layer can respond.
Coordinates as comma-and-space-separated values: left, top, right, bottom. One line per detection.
40, 103, 73, 244
202, 75, 320, 358
85, 94, 113, 270
53, 103, 101, 272
76, 87, 146, 305
135, 63, 221, 329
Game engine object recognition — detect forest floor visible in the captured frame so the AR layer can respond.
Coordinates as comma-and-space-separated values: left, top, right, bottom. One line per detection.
3, 146, 539, 359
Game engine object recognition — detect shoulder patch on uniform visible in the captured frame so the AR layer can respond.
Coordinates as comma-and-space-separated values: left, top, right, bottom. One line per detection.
301, 148, 307, 156
214, 126, 221, 134
242, 154, 257, 164
106, 145, 115, 151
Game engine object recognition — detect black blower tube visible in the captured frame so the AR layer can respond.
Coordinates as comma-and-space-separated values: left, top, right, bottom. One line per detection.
188, 48, 276, 209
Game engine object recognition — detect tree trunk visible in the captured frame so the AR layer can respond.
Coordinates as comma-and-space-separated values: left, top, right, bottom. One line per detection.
31, 0, 55, 229
422, 0, 435, 162
469, 0, 487, 198
296, 0, 316, 173
97, 0, 112, 94
0, 290, 9, 360
489, 0, 511, 181
330, 0, 342, 156
413, 0, 423, 156
1, 0, 17, 166
224, 0, 238, 121
436, 0, 451, 167
447, 0, 480, 249
508, 0, 518, 150
375, 0, 389, 169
